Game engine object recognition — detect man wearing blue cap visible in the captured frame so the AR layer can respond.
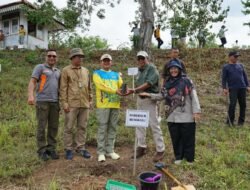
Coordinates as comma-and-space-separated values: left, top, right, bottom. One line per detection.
222, 51, 250, 126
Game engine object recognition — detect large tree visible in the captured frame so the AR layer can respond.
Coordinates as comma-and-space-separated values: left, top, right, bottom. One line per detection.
24, 0, 229, 50
242, 0, 250, 28
155, 0, 229, 42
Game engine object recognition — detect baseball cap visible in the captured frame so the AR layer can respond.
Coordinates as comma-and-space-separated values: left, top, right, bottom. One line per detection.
69, 48, 84, 59
137, 51, 148, 58
100, 54, 112, 61
228, 51, 241, 57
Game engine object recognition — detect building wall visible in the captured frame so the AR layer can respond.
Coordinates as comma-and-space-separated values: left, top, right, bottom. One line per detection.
0, 10, 49, 50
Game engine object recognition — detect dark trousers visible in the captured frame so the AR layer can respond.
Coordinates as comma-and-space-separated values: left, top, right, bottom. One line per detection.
219, 37, 227, 47
227, 88, 246, 125
36, 102, 59, 153
156, 37, 163, 49
168, 122, 196, 162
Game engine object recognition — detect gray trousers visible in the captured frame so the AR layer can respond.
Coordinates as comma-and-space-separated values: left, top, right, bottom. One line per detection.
96, 108, 119, 155
64, 108, 89, 151
136, 97, 165, 152
36, 101, 59, 153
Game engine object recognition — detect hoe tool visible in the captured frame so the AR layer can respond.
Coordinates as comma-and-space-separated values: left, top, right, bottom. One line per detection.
155, 163, 196, 190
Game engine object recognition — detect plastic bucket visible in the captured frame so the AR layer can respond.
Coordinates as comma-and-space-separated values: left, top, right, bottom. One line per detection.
138, 171, 162, 190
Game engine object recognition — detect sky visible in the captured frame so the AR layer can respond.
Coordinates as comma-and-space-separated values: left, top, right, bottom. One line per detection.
1, 0, 250, 49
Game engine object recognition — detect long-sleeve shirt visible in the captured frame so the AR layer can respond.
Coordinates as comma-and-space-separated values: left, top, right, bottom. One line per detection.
60, 65, 92, 109
222, 63, 249, 89
150, 89, 201, 123
93, 69, 123, 108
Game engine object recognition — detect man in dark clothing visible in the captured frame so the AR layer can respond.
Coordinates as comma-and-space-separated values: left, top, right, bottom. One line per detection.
161, 48, 186, 86
222, 51, 250, 126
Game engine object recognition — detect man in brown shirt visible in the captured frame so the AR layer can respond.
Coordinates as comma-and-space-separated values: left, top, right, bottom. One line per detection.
60, 48, 92, 160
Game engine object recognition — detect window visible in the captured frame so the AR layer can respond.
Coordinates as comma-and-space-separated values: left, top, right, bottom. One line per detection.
3, 20, 10, 35
28, 21, 36, 37
11, 18, 18, 33
36, 25, 43, 40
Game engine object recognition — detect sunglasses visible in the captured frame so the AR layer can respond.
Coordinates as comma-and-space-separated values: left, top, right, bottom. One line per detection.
47, 55, 57, 58
137, 56, 145, 61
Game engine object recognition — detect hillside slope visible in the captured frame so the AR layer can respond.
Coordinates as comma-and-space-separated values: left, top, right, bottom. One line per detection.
0, 48, 250, 190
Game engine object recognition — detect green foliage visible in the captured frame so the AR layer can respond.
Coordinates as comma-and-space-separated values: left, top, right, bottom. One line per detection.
52, 34, 109, 56
242, 0, 250, 27
22, 0, 59, 28
157, 0, 229, 39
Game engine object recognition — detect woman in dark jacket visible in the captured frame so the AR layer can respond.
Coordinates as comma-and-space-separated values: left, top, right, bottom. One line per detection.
140, 59, 201, 164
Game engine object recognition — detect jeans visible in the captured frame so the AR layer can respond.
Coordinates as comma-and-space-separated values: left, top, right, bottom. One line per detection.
227, 88, 246, 125
156, 38, 163, 49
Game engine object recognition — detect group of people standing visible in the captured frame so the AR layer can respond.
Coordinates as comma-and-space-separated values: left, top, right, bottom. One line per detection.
27, 47, 248, 165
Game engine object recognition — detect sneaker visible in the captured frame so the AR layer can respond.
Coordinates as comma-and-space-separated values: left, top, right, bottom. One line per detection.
76, 149, 91, 159
65, 150, 73, 160
98, 154, 106, 162
131, 147, 146, 159
38, 151, 49, 161
106, 152, 120, 160
153, 151, 165, 162
174, 160, 182, 165
46, 150, 59, 160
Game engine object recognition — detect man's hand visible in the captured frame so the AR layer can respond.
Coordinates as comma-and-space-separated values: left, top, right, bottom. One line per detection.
28, 95, 35, 105
64, 107, 70, 113
193, 113, 201, 122
139, 92, 151, 97
247, 87, 250, 93
223, 89, 229, 96
116, 89, 123, 96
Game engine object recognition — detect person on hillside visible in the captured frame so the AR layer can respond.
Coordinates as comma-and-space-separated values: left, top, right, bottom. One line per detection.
19, 25, 26, 45
197, 29, 207, 48
154, 25, 164, 49
0, 30, 5, 49
131, 23, 140, 50
60, 48, 92, 160
139, 59, 201, 164
222, 51, 250, 126
161, 48, 187, 86
127, 51, 165, 162
27, 49, 60, 161
218, 25, 228, 48
93, 54, 124, 162
170, 28, 179, 48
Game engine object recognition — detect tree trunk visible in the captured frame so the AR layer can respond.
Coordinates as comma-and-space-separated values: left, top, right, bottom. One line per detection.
138, 0, 154, 52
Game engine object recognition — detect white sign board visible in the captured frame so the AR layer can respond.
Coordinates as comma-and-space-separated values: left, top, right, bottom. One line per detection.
125, 109, 149, 127
128, 67, 138, 76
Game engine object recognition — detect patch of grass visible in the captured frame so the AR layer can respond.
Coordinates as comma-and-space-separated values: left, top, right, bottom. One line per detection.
0, 49, 250, 189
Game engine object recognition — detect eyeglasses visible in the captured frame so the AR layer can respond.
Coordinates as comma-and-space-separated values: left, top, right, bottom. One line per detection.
137, 56, 145, 61
47, 55, 57, 58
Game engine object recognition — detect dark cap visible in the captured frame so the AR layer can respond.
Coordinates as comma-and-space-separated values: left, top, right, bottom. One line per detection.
228, 51, 241, 57
168, 59, 182, 70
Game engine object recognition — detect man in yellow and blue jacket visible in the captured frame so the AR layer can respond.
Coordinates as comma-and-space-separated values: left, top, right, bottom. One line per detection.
93, 54, 123, 162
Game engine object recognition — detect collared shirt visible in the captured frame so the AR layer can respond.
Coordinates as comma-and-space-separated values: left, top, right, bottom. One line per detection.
32, 63, 60, 102
93, 69, 123, 108
60, 64, 92, 109
135, 63, 159, 93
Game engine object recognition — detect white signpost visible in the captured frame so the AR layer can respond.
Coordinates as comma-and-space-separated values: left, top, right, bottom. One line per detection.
125, 109, 149, 176
128, 67, 138, 98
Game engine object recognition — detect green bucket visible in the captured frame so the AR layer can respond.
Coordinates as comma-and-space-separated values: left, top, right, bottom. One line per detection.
105, 179, 137, 190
